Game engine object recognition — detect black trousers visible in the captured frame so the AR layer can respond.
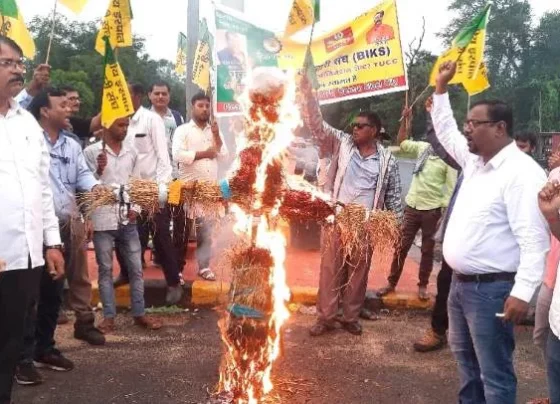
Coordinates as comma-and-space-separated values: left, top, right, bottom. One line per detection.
0, 266, 42, 404
117, 207, 180, 287
431, 258, 453, 336
20, 269, 65, 363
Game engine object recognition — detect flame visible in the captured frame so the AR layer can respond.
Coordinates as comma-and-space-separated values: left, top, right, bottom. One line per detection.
217, 67, 298, 403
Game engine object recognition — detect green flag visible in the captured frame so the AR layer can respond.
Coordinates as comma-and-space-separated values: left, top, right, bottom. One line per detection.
452, 3, 491, 48
0, 0, 19, 18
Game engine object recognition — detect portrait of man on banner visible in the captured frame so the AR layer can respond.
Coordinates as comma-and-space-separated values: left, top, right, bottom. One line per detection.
366, 10, 395, 44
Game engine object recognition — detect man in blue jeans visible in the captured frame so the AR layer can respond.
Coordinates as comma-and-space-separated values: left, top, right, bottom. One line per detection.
538, 180, 560, 403
433, 61, 549, 403
84, 116, 162, 333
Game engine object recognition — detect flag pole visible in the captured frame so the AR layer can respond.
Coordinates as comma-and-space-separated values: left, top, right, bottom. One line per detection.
45, 0, 58, 64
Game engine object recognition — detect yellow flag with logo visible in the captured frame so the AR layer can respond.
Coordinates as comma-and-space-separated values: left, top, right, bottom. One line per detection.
100, 37, 134, 128
95, 0, 133, 55
463, 61, 490, 96
0, 0, 35, 58
192, 19, 213, 92
175, 32, 187, 76
429, 4, 491, 95
284, 0, 320, 37
58, 0, 89, 14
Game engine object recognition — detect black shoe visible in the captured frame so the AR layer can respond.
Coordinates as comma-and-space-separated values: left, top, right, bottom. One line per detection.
342, 321, 363, 336
74, 325, 106, 346
34, 350, 74, 372
15, 363, 43, 386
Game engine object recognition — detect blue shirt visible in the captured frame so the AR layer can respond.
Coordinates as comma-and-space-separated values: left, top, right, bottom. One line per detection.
15, 88, 34, 110
338, 150, 380, 208
45, 130, 98, 220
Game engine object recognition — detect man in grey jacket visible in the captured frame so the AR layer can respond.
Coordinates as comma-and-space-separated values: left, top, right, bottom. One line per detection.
299, 75, 403, 336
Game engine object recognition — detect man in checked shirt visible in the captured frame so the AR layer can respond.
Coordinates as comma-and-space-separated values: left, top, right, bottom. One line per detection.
299, 75, 403, 337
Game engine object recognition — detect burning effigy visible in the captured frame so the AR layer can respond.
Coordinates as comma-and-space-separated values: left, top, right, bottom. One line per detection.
79, 67, 401, 403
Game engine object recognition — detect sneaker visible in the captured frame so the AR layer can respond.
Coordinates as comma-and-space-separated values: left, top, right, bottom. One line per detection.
413, 329, 447, 353
418, 286, 430, 301
134, 316, 162, 330
74, 325, 106, 346
34, 350, 74, 372
166, 285, 183, 305
98, 317, 116, 334
377, 284, 395, 297
15, 363, 43, 386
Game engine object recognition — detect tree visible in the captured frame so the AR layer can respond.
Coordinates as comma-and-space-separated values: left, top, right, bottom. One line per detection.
26, 15, 187, 117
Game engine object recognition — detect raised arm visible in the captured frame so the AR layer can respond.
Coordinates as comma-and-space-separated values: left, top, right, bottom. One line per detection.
299, 75, 349, 144
431, 61, 470, 169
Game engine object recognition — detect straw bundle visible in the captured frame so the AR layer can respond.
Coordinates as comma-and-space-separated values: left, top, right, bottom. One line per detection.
336, 204, 369, 258
229, 246, 274, 316
366, 209, 401, 254
128, 178, 160, 216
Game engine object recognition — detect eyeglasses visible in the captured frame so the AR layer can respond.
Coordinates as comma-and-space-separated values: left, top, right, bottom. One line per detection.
0, 58, 25, 70
463, 119, 499, 129
351, 123, 372, 130
67, 96, 80, 102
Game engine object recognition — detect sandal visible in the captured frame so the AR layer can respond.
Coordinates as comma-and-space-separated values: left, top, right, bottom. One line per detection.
98, 318, 116, 334
198, 268, 216, 281
134, 316, 162, 330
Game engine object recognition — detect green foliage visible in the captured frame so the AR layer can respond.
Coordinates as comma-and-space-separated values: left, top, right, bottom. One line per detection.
27, 14, 187, 118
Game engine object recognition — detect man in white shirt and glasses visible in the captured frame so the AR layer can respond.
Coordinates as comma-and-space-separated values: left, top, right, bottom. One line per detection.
0, 36, 64, 404
432, 60, 549, 404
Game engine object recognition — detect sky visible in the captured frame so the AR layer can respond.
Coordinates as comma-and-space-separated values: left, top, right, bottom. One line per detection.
17, 0, 559, 62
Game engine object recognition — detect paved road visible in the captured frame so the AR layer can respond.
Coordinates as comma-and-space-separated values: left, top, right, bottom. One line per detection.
12, 310, 546, 404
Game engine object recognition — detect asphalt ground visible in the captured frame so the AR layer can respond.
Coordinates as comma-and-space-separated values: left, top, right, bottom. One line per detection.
12, 309, 546, 404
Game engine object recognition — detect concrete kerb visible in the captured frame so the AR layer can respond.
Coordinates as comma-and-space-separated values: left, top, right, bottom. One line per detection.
84, 280, 433, 311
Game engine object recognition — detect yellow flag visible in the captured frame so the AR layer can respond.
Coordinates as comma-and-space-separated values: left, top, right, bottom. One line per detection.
100, 37, 134, 128
463, 61, 490, 96
284, 0, 316, 37
429, 4, 491, 95
58, 0, 89, 14
0, 0, 35, 58
95, 0, 133, 55
192, 19, 212, 92
175, 32, 187, 76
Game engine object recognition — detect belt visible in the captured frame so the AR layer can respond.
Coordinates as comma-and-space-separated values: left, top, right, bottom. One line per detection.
453, 272, 516, 283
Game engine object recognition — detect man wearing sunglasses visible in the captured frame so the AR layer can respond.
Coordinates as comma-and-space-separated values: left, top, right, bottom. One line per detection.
299, 75, 403, 337
432, 61, 549, 403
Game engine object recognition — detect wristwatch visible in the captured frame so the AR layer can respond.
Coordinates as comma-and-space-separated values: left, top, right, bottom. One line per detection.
45, 244, 64, 252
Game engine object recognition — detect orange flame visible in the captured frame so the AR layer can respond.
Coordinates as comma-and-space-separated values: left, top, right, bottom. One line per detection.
217, 67, 298, 403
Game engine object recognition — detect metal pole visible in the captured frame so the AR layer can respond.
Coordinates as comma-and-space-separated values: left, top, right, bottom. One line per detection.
45, 0, 58, 64
185, 0, 200, 118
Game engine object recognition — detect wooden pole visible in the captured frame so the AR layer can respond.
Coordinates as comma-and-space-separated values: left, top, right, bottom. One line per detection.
45, 0, 58, 64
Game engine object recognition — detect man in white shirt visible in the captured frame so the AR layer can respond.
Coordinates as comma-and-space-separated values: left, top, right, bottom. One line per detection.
84, 117, 162, 333
115, 83, 183, 305
0, 36, 64, 404
172, 92, 227, 281
432, 61, 549, 404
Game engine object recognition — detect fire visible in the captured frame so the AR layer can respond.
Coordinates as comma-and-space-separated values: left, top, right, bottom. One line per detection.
216, 67, 299, 403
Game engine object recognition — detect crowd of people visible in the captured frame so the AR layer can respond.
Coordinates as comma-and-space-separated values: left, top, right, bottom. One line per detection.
0, 32, 560, 404
0, 36, 226, 404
